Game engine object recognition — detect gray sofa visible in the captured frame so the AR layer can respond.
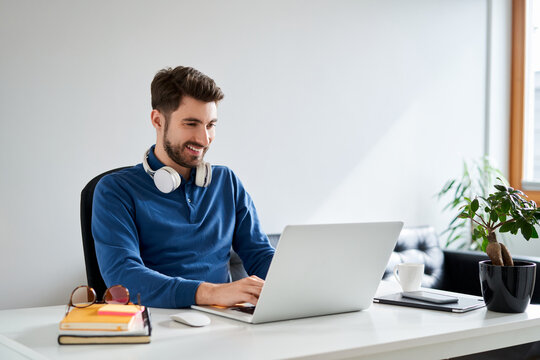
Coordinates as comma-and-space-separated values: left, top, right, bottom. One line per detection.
229, 226, 540, 304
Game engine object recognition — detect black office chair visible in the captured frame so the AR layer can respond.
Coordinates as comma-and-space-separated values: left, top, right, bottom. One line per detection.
80, 167, 130, 299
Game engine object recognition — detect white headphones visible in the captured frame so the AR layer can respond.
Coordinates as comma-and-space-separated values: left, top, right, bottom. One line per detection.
142, 148, 212, 193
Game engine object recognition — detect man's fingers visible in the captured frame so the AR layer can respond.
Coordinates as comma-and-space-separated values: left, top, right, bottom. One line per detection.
243, 284, 263, 297
248, 275, 264, 283
243, 294, 259, 305
243, 276, 264, 288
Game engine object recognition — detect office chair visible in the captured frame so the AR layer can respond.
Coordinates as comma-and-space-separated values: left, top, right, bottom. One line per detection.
80, 167, 129, 299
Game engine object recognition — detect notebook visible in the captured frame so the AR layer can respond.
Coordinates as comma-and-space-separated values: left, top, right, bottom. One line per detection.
192, 221, 404, 324
58, 307, 151, 345
59, 304, 138, 331
373, 292, 485, 313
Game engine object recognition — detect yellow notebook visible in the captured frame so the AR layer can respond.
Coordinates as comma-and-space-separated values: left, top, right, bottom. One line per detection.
60, 304, 136, 331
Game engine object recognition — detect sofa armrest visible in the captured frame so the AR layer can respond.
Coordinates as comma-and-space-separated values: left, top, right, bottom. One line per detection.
439, 249, 540, 304
437, 249, 488, 296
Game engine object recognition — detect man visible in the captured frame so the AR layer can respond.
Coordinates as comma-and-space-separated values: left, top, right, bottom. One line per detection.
92, 66, 275, 308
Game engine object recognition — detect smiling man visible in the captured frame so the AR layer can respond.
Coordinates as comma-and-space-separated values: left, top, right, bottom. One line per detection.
92, 66, 275, 308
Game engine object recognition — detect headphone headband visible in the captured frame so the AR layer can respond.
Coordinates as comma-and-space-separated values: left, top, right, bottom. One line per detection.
143, 148, 212, 192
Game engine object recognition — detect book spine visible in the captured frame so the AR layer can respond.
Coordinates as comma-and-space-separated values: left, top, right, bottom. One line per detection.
58, 335, 150, 345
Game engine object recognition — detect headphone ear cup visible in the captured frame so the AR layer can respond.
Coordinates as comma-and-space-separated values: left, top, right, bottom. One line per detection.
154, 166, 181, 193
195, 162, 212, 187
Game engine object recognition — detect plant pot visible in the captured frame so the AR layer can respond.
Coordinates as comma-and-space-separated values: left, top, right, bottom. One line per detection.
479, 260, 536, 313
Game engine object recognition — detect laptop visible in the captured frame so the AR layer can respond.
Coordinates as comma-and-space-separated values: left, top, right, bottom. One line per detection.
191, 221, 403, 324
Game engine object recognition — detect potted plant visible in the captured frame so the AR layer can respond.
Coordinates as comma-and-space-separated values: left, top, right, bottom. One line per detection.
458, 181, 539, 312
437, 156, 506, 250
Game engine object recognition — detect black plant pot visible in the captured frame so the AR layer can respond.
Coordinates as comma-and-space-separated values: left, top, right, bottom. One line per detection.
479, 260, 536, 313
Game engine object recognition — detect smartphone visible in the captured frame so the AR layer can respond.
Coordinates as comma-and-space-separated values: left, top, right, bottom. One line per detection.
401, 291, 459, 304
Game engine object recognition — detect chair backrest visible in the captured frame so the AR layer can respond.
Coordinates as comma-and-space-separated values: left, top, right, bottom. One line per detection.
229, 234, 280, 281
80, 167, 130, 299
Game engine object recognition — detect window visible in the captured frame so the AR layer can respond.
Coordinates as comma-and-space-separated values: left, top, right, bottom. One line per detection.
510, 0, 540, 201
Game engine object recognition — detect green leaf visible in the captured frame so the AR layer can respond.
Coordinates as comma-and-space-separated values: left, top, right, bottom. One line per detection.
511, 222, 519, 235
453, 183, 465, 203
471, 199, 479, 213
438, 179, 456, 197
490, 210, 498, 222
499, 222, 514, 233
502, 200, 511, 213
481, 237, 488, 252
499, 213, 507, 222
532, 226, 539, 239
446, 235, 461, 246
448, 214, 463, 227
494, 184, 508, 192
522, 224, 533, 240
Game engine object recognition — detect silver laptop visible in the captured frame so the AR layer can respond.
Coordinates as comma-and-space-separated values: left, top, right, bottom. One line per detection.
192, 221, 403, 324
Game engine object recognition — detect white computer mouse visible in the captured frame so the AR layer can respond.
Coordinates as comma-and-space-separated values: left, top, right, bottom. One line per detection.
170, 311, 211, 327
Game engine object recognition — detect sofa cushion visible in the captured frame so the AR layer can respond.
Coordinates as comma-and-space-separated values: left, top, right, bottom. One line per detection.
382, 226, 444, 289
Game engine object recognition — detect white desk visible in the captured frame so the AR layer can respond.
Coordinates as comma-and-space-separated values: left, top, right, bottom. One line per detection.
2, 282, 540, 360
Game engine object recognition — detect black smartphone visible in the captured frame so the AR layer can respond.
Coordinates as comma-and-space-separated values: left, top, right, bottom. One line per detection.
401, 291, 459, 304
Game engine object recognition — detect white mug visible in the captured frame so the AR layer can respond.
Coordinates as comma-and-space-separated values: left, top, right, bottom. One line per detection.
393, 263, 424, 292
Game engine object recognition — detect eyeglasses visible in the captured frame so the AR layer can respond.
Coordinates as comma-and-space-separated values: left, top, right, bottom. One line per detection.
65, 285, 140, 315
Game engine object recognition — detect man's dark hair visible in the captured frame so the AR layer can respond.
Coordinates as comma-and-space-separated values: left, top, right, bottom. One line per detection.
151, 66, 224, 118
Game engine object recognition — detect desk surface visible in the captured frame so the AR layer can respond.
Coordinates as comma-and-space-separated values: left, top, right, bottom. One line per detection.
2, 282, 540, 360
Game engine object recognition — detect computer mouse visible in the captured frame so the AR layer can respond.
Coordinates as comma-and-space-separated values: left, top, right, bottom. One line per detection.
170, 311, 211, 327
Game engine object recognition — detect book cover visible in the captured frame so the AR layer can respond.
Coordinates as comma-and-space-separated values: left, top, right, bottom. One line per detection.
58, 307, 152, 345
59, 304, 137, 331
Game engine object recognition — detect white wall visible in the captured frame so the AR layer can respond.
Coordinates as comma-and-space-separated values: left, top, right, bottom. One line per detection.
0, 0, 504, 309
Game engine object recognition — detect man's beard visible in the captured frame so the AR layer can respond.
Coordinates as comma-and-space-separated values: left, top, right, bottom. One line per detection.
163, 134, 207, 169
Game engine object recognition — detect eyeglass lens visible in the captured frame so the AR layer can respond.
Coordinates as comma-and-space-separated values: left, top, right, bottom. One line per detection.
71, 286, 96, 307
104, 285, 130, 304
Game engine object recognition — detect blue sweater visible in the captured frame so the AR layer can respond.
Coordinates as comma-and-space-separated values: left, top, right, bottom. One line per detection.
92, 147, 275, 308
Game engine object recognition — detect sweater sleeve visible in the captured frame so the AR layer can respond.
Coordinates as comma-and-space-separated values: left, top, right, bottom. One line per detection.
230, 172, 275, 278
92, 175, 201, 308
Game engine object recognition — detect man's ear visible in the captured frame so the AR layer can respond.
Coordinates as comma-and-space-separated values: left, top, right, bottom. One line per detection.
151, 109, 165, 130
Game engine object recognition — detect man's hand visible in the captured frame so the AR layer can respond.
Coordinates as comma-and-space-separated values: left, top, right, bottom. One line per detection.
195, 275, 265, 306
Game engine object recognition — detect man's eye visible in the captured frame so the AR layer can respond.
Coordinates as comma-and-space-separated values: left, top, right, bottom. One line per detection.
208, 123, 217, 129
186, 123, 197, 127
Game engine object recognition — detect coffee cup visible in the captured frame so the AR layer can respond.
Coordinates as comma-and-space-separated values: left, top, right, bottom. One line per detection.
393, 263, 424, 292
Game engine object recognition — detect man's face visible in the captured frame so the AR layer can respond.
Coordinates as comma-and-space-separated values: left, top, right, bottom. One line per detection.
162, 96, 217, 170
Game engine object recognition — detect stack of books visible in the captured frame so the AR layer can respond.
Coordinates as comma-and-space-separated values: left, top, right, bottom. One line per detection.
58, 304, 151, 345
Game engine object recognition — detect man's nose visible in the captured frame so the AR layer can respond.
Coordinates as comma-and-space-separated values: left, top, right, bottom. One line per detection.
195, 126, 211, 147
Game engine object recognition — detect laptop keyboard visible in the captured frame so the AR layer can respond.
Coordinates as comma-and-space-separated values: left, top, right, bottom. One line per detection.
230, 306, 256, 315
